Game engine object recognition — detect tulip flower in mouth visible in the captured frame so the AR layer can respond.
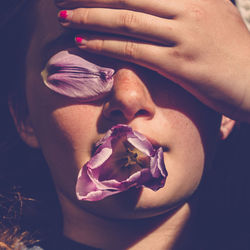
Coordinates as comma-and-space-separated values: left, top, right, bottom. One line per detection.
98, 140, 150, 182
76, 124, 167, 201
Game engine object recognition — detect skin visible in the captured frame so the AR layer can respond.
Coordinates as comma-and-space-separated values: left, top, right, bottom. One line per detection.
12, 0, 234, 249
56, 0, 250, 122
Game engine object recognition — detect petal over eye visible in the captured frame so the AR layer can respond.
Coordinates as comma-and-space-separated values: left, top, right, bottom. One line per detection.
41, 49, 114, 101
76, 124, 167, 201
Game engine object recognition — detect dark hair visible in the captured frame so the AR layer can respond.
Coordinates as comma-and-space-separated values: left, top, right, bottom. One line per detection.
0, 1, 62, 248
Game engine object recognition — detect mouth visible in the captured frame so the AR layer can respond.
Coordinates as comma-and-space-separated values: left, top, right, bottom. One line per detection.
98, 139, 151, 182
90, 134, 168, 181
91, 136, 169, 170
141, 136, 169, 153
76, 124, 168, 201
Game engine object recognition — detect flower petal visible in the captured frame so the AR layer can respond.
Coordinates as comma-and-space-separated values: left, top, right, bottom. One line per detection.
41, 49, 114, 102
76, 124, 167, 201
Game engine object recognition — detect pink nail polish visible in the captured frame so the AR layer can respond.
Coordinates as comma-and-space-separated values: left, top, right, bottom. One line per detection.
58, 10, 69, 21
75, 36, 87, 45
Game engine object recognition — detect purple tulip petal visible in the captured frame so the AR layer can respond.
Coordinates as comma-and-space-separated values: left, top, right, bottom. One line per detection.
76, 124, 167, 201
41, 49, 114, 102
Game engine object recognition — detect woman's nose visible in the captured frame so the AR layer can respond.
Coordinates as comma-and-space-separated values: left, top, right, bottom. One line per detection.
103, 68, 155, 123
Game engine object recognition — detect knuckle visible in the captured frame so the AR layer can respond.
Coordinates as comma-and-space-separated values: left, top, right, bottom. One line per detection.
77, 8, 90, 25
170, 48, 182, 59
172, 47, 197, 64
90, 39, 105, 52
123, 41, 137, 59
119, 11, 139, 32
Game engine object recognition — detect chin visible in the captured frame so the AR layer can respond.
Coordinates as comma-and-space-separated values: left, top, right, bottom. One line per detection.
78, 185, 190, 220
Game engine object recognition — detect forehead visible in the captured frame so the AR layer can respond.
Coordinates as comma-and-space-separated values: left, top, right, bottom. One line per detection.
34, 0, 64, 47
28, 0, 72, 68
29, 0, 125, 71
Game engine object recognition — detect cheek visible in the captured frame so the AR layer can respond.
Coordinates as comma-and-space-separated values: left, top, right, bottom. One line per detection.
38, 104, 102, 195
133, 94, 220, 213
27, 76, 102, 191
43, 104, 100, 164
165, 118, 205, 200
137, 110, 206, 210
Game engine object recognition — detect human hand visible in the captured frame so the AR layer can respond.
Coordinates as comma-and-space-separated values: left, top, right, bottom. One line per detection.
56, 0, 250, 122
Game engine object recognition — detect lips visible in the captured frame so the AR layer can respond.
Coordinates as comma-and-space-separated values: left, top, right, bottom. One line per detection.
76, 124, 168, 201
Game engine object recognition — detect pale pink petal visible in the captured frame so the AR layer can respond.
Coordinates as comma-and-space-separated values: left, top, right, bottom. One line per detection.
41, 49, 114, 101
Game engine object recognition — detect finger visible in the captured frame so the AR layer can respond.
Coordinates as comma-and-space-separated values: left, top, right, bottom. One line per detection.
59, 8, 178, 45
74, 34, 177, 77
55, 0, 179, 19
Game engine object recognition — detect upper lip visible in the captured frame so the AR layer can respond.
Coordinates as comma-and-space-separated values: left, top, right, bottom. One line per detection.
94, 127, 169, 152
145, 136, 161, 148
144, 135, 169, 152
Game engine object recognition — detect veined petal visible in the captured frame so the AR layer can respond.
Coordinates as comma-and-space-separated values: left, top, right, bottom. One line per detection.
41, 49, 114, 101
127, 135, 153, 156
88, 147, 112, 170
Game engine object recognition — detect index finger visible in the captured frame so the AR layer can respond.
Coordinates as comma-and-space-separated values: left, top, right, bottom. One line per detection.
55, 0, 179, 19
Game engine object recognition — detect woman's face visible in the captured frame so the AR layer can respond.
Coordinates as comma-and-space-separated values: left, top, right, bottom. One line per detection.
22, 0, 222, 219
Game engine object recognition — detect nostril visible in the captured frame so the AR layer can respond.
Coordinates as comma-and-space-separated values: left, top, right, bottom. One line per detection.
108, 109, 149, 121
110, 110, 123, 118
135, 110, 149, 117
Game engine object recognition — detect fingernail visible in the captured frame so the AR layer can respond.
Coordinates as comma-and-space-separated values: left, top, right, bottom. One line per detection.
58, 10, 72, 22
75, 36, 88, 45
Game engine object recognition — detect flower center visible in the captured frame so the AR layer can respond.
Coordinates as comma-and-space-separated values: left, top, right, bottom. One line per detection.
121, 141, 149, 169
98, 140, 150, 182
